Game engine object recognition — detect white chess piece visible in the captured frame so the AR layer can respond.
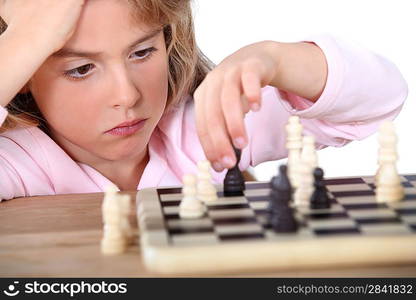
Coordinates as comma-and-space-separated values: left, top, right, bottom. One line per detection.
286, 116, 303, 188
300, 135, 318, 169
375, 121, 398, 185
101, 185, 126, 255
180, 174, 206, 218
196, 160, 218, 203
293, 136, 317, 206
376, 162, 404, 203
375, 122, 404, 203
119, 194, 134, 245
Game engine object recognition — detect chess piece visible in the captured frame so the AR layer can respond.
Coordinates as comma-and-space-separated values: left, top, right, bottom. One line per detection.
375, 121, 399, 185
223, 147, 245, 196
101, 186, 126, 255
310, 167, 331, 209
375, 121, 404, 203
300, 135, 318, 169
293, 136, 317, 206
286, 116, 303, 189
180, 174, 206, 218
119, 194, 134, 245
294, 162, 314, 206
376, 162, 404, 203
268, 165, 298, 233
197, 160, 218, 203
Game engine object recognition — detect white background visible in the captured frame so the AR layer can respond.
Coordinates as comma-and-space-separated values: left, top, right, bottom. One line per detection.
192, 0, 416, 180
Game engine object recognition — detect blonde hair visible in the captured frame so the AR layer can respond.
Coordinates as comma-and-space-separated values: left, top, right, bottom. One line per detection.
0, 0, 213, 133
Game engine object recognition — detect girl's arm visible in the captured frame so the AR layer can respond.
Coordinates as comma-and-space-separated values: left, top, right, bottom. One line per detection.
194, 35, 407, 172
0, 28, 52, 107
0, 0, 86, 107
266, 41, 328, 103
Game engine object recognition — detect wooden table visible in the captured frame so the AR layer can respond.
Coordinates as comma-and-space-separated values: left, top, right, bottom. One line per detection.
1, 192, 415, 277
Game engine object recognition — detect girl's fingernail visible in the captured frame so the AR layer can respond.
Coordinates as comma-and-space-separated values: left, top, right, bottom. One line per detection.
233, 137, 247, 149
213, 161, 223, 171
250, 103, 260, 112
222, 156, 236, 168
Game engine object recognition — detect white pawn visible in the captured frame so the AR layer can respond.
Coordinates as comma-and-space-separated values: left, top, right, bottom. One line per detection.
101, 224, 125, 255
180, 174, 206, 218
376, 162, 404, 203
101, 188, 126, 255
197, 160, 218, 203
286, 116, 303, 188
119, 194, 134, 245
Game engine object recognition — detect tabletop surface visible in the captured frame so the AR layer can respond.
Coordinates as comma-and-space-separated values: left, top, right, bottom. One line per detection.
1, 192, 415, 278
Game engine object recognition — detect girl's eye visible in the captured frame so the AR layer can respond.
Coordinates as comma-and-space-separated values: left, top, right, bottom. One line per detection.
64, 64, 94, 79
130, 47, 157, 60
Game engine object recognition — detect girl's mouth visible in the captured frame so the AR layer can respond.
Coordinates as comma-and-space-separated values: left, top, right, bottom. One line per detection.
105, 119, 147, 136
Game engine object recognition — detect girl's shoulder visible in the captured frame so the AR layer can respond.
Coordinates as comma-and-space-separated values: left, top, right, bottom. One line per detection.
0, 125, 50, 168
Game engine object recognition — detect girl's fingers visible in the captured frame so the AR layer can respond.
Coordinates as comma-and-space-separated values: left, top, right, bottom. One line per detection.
204, 76, 236, 170
220, 71, 247, 150
241, 67, 262, 112
194, 84, 217, 168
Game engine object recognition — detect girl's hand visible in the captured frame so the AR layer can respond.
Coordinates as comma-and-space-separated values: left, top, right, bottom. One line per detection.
0, 0, 86, 52
194, 41, 281, 172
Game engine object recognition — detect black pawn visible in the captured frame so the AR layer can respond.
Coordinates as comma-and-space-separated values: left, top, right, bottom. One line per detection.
223, 147, 245, 196
310, 167, 331, 209
268, 165, 298, 233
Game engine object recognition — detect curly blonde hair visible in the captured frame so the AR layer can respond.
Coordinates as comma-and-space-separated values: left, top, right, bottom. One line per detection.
0, 0, 212, 133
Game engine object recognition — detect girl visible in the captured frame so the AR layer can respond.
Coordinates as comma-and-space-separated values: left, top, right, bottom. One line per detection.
0, 0, 408, 200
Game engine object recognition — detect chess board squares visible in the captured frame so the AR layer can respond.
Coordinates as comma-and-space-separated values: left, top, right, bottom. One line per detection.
167, 218, 214, 235
306, 217, 358, 232
400, 215, 416, 227
347, 208, 398, 219
207, 208, 255, 219
323, 177, 366, 185
326, 183, 372, 193
331, 190, 375, 198
297, 203, 345, 215
244, 188, 270, 197
159, 193, 182, 202
362, 176, 375, 184
387, 199, 416, 213
245, 182, 270, 190
157, 187, 182, 195
334, 195, 375, 205
403, 194, 416, 201
403, 175, 416, 182
205, 196, 247, 206
247, 200, 269, 211
215, 223, 263, 236
359, 223, 413, 235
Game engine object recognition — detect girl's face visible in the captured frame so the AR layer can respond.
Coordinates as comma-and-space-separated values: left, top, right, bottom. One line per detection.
29, 0, 169, 163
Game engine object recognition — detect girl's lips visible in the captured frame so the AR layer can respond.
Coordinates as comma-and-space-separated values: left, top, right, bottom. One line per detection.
105, 119, 147, 136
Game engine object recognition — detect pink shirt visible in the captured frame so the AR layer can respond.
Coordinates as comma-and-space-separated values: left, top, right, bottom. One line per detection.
0, 35, 408, 200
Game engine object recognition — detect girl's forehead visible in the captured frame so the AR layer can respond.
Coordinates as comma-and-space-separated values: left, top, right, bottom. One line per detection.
65, 0, 160, 49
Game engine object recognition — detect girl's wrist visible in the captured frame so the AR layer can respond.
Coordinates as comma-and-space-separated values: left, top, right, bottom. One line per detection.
3, 24, 57, 60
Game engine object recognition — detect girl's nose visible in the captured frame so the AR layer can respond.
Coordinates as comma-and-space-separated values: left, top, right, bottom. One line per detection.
110, 68, 140, 109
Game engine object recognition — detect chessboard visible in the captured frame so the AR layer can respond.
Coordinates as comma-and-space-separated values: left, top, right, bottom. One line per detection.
136, 174, 416, 274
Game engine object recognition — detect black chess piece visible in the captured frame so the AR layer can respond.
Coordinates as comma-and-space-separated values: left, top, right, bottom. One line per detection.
223, 147, 245, 196
267, 165, 298, 233
310, 167, 331, 209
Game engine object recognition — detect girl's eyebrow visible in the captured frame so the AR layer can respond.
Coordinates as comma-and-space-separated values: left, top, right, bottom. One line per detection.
52, 28, 162, 59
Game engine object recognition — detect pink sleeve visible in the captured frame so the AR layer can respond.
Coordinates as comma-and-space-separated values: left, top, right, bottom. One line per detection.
0, 106, 54, 201
239, 34, 408, 169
